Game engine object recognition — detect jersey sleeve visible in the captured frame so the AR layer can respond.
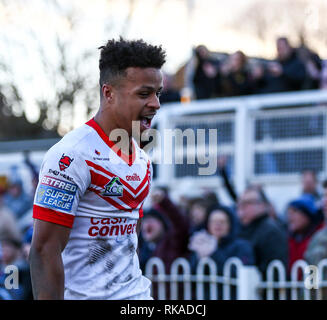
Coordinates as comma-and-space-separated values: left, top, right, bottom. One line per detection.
33, 144, 90, 228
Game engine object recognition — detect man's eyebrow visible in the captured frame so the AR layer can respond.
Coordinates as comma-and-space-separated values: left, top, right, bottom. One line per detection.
138, 85, 163, 91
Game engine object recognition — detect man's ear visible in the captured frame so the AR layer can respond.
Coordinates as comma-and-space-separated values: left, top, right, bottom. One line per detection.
101, 83, 115, 103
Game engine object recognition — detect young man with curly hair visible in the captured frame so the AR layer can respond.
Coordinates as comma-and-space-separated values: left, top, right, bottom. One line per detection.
29, 38, 166, 300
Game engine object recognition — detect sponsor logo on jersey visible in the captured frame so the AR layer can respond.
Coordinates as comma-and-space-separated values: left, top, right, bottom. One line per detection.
41, 176, 77, 192
35, 176, 77, 212
59, 154, 74, 171
48, 169, 74, 182
93, 157, 110, 161
95, 149, 100, 155
102, 177, 123, 197
88, 217, 137, 237
126, 173, 141, 181
35, 176, 78, 212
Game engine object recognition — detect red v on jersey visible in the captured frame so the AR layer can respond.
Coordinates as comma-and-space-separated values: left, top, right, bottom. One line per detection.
86, 118, 136, 166
86, 160, 151, 213
86, 160, 150, 195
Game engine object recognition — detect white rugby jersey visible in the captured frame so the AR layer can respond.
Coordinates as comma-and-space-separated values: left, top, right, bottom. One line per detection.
33, 119, 153, 300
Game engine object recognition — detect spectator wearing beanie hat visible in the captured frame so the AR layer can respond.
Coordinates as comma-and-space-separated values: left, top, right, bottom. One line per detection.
287, 194, 325, 271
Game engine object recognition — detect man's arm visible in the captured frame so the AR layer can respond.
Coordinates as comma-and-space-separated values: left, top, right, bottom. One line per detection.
136, 218, 142, 237
29, 219, 71, 300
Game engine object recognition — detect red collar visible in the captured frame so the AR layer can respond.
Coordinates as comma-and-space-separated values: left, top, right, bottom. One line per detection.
86, 118, 136, 166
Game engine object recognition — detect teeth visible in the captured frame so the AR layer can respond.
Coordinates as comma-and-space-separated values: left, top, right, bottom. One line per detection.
143, 114, 154, 120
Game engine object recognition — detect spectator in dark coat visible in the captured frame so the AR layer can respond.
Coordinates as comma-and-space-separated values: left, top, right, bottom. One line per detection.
159, 73, 181, 105
220, 51, 253, 97
139, 188, 190, 273
187, 197, 211, 235
287, 194, 324, 272
300, 169, 321, 205
188, 204, 254, 300
305, 180, 327, 268
217, 156, 283, 227
252, 37, 306, 94
297, 44, 322, 90
237, 186, 288, 276
0, 237, 33, 300
192, 45, 220, 99
3, 178, 32, 221
188, 204, 254, 273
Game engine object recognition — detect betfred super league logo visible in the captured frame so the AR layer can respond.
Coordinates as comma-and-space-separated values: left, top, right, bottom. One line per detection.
59, 154, 74, 171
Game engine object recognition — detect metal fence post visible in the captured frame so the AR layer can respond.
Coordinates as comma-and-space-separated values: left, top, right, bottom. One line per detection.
234, 102, 249, 195
237, 265, 262, 300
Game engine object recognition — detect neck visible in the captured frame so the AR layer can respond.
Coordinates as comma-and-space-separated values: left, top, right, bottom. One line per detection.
94, 108, 133, 153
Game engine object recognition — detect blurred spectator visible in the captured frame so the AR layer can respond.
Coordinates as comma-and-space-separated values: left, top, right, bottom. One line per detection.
188, 204, 254, 273
139, 187, 190, 273
320, 60, 327, 89
251, 37, 306, 94
287, 194, 324, 271
191, 45, 220, 99
220, 51, 253, 96
159, 73, 181, 105
237, 186, 288, 275
23, 151, 39, 196
0, 237, 33, 300
187, 197, 211, 234
217, 156, 282, 225
0, 190, 21, 243
305, 180, 327, 269
22, 225, 33, 262
3, 177, 33, 221
297, 44, 322, 90
301, 169, 321, 204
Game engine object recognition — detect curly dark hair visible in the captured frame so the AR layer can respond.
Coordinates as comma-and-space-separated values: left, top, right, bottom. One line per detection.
98, 37, 166, 87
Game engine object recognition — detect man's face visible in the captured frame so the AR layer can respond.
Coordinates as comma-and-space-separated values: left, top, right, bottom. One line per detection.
141, 216, 164, 243
105, 67, 163, 137
237, 190, 266, 225
190, 203, 207, 226
302, 171, 317, 194
277, 39, 292, 61
287, 207, 310, 233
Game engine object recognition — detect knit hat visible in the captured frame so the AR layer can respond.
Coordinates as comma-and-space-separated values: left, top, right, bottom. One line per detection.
288, 194, 319, 222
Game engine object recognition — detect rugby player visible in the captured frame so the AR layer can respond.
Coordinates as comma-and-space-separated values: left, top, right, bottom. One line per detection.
29, 38, 166, 299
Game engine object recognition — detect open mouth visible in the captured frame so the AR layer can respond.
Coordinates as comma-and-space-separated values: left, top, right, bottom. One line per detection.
140, 114, 155, 130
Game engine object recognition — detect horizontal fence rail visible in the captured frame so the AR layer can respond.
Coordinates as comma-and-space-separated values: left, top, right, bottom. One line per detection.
144, 257, 327, 300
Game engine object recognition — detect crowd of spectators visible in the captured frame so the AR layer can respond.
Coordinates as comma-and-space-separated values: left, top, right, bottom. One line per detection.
0, 155, 36, 300
162, 36, 327, 104
138, 160, 327, 298
1, 152, 327, 300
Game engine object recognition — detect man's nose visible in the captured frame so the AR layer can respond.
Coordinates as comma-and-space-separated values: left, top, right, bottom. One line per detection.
148, 94, 161, 110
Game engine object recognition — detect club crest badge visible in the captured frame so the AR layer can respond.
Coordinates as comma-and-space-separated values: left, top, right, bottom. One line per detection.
59, 154, 74, 171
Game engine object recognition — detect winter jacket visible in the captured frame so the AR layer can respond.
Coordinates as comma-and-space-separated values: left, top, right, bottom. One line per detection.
238, 213, 288, 275
139, 196, 190, 273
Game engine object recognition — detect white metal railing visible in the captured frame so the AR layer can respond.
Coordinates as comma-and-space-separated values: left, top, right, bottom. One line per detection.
144, 257, 327, 300
152, 89, 327, 212
153, 90, 327, 184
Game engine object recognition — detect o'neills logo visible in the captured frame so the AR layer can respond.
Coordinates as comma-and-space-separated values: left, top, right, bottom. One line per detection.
126, 173, 141, 181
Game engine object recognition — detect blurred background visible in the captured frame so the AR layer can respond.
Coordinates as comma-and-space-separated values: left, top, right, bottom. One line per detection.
1, 0, 327, 300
